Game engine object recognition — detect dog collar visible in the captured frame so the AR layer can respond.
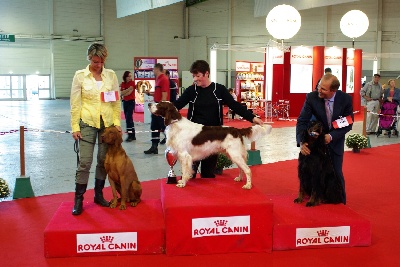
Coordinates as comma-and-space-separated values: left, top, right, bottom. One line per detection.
309, 131, 320, 137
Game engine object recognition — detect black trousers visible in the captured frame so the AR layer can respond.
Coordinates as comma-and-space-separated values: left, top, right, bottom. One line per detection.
123, 100, 135, 136
193, 154, 218, 178
150, 113, 165, 144
328, 146, 346, 204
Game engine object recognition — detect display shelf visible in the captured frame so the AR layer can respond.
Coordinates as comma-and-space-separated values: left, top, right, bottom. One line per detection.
235, 61, 265, 102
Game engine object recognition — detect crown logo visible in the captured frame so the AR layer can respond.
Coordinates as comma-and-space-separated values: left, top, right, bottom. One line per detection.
214, 220, 228, 227
317, 230, 329, 237
100, 236, 114, 243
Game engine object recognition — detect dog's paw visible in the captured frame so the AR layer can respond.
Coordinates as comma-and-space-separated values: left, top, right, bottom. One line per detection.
109, 200, 118, 208
242, 183, 252, 190
305, 201, 317, 207
176, 183, 186, 188
130, 200, 140, 207
294, 198, 303, 204
234, 176, 242, 182
119, 203, 127, 210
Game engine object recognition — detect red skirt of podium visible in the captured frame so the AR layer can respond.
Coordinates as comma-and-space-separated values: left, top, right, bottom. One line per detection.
44, 199, 165, 258
270, 195, 371, 250
161, 178, 273, 256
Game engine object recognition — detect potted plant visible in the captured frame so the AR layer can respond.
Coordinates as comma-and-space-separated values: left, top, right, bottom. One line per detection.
345, 133, 369, 153
0, 178, 11, 199
214, 153, 233, 175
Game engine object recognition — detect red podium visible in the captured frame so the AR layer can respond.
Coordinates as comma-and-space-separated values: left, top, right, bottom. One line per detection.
271, 195, 371, 250
44, 199, 165, 257
161, 178, 273, 256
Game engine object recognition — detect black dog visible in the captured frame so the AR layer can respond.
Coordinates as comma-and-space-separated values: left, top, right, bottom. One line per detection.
294, 121, 343, 207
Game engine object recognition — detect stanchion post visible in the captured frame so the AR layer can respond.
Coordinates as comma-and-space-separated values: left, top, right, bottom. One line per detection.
362, 106, 371, 148
13, 126, 35, 199
247, 125, 262, 166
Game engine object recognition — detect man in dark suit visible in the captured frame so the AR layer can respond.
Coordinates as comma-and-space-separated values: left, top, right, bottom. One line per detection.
296, 73, 354, 204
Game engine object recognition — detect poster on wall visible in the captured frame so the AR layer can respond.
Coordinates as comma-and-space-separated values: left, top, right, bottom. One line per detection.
346, 66, 354, 93
290, 64, 313, 93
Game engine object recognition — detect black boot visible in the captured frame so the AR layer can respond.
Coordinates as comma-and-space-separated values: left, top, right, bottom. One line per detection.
94, 178, 110, 207
72, 183, 87, 215
144, 143, 158, 154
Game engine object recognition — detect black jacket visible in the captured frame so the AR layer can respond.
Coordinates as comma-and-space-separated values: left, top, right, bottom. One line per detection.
174, 82, 255, 126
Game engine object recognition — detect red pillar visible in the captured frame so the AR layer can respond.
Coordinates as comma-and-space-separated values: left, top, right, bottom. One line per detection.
353, 49, 362, 112
312, 46, 325, 89
342, 48, 347, 92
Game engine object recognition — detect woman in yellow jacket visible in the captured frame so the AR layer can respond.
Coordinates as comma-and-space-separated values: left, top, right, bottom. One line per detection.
70, 43, 121, 215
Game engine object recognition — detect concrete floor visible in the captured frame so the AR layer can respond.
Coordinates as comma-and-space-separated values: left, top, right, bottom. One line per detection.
1, 99, 399, 201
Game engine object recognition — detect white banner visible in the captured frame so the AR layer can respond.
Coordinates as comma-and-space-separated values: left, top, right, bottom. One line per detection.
157, 58, 178, 69
296, 226, 350, 247
346, 48, 355, 66
192, 215, 250, 238
236, 61, 251, 72
290, 64, 313, 93
325, 46, 343, 65
290, 46, 313, 65
76, 232, 137, 253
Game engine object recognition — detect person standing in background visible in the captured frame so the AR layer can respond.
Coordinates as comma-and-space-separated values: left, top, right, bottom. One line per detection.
120, 71, 136, 142
70, 43, 121, 215
144, 63, 170, 154
314, 67, 332, 91
360, 74, 383, 134
165, 69, 178, 102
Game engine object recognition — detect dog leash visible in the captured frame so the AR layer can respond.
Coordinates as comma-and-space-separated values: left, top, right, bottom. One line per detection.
74, 139, 97, 168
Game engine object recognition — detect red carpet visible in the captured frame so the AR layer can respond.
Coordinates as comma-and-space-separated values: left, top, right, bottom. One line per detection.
1, 143, 399, 266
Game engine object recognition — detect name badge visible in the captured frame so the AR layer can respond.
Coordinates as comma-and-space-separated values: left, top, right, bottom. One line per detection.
101, 91, 119, 102
332, 115, 353, 129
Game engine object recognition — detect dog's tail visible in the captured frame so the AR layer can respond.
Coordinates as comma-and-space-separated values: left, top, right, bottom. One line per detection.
239, 124, 272, 142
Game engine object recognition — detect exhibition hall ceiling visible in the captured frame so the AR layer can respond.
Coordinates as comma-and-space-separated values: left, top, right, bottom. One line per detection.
254, 0, 360, 17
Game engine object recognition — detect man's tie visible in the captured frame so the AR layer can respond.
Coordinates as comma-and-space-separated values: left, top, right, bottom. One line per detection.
325, 99, 333, 129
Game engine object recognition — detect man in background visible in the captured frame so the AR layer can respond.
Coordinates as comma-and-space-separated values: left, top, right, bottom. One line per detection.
314, 67, 332, 91
360, 74, 383, 134
144, 63, 170, 154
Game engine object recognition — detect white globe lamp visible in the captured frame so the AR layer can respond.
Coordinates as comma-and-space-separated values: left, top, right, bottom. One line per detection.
266, 4, 301, 40
340, 10, 369, 39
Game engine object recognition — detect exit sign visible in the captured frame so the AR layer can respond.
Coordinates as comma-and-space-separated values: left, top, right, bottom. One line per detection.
0, 34, 15, 42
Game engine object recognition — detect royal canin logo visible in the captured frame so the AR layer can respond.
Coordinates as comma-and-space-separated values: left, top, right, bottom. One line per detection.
192, 216, 250, 238
296, 226, 350, 247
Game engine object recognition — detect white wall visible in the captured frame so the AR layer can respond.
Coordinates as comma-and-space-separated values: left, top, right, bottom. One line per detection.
1, 0, 400, 98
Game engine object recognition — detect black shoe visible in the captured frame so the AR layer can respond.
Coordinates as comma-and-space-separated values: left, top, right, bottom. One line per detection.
144, 145, 158, 154
125, 137, 133, 142
72, 183, 87, 215
160, 138, 166, 145
94, 179, 110, 207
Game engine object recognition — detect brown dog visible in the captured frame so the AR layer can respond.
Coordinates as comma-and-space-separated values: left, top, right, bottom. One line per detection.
102, 126, 142, 209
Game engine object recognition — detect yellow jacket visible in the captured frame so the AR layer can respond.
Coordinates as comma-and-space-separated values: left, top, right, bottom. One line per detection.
70, 65, 121, 132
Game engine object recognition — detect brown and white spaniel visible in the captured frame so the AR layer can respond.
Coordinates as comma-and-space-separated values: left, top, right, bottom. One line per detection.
149, 101, 272, 189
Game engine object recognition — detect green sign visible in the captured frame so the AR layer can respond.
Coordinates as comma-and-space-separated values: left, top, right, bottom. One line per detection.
0, 34, 15, 42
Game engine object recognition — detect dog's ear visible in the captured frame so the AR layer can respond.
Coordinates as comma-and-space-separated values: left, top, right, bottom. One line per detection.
164, 107, 172, 126
169, 104, 182, 121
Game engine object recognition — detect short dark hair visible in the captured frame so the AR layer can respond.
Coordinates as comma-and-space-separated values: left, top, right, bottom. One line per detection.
154, 63, 164, 72
190, 60, 210, 75
165, 69, 170, 76
324, 67, 332, 73
122, 71, 131, 83
374, 73, 381, 77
